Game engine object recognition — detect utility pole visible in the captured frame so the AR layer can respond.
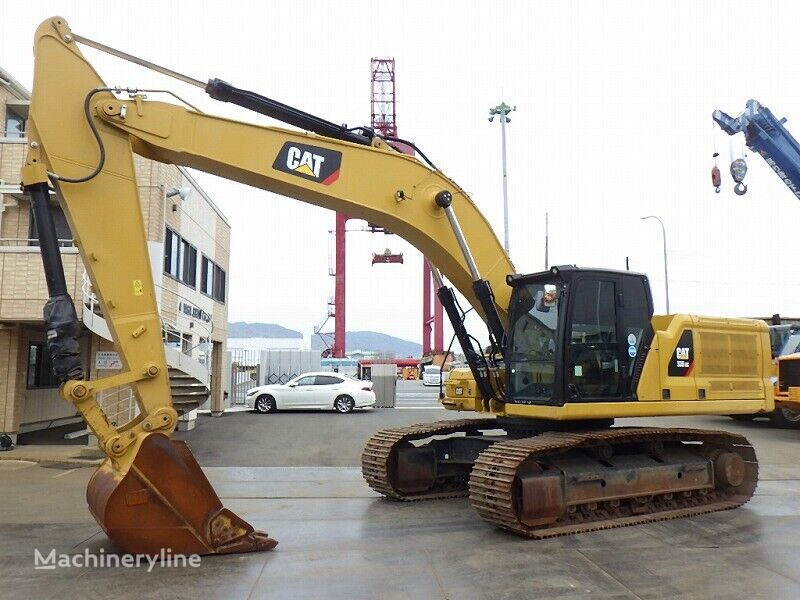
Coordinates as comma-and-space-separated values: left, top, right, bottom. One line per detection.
544, 212, 549, 269
488, 102, 516, 254
640, 216, 670, 313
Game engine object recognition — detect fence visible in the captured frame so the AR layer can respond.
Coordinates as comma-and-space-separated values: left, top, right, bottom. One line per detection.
229, 348, 260, 406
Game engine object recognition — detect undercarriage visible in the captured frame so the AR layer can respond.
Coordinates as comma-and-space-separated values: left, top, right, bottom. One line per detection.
361, 419, 757, 538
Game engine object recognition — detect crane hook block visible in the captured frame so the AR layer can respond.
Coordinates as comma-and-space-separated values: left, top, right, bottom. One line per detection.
730, 158, 748, 195
711, 165, 721, 193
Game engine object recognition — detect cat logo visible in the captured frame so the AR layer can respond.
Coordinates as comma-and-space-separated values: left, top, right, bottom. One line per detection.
273, 142, 342, 185
668, 330, 694, 376
286, 147, 326, 178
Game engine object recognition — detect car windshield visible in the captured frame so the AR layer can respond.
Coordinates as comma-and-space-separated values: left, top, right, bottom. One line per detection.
426, 367, 440, 374
507, 278, 562, 401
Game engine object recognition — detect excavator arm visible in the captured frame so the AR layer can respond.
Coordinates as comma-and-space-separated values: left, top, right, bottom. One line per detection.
21, 17, 514, 555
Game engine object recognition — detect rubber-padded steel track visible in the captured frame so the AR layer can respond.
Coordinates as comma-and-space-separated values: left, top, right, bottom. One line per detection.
361, 419, 498, 501
469, 427, 758, 538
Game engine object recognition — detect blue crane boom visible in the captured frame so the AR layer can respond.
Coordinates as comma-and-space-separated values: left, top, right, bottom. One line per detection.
713, 100, 800, 199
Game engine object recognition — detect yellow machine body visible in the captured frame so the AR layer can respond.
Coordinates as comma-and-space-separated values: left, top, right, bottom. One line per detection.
444, 314, 774, 419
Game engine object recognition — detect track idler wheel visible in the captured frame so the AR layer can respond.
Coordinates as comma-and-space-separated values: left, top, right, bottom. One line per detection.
86, 433, 277, 556
712, 451, 746, 488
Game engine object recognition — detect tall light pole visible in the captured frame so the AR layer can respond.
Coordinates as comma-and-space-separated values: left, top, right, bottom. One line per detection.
488, 102, 516, 254
640, 215, 670, 313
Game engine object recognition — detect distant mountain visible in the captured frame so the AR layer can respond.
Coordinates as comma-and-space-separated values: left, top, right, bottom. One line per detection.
229, 322, 422, 356
229, 322, 302, 339
312, 330, 422, 357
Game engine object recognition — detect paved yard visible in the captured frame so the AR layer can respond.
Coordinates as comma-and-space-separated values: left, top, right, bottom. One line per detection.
3, 408, 800, 599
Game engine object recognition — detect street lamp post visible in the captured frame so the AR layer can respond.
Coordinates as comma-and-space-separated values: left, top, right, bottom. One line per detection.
488, 102, 516, 254
640, 215, 670, 313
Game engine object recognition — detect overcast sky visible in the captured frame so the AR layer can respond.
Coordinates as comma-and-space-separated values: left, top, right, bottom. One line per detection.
4, 1, 800, 347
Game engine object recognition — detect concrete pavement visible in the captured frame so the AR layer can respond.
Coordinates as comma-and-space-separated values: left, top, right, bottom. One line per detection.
4, 399, 800, 598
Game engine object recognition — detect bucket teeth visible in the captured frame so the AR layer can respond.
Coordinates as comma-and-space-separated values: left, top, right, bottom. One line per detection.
87, 433, 277, 555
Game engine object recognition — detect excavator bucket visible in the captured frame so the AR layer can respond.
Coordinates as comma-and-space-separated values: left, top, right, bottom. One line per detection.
86, 433, 277, 556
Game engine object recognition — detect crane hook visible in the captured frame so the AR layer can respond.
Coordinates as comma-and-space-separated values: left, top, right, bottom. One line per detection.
730, 157, 748, 195
711, 165, 721, 193
711, 152, 721, 193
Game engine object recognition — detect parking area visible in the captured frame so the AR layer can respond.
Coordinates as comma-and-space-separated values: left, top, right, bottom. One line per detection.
2, 403, 800, 599
394, 379, 446, 409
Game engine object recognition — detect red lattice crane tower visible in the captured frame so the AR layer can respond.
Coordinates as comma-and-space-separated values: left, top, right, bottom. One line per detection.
329, 58, 443, 358
371, 58, 397, 137
372, 58, 443, 356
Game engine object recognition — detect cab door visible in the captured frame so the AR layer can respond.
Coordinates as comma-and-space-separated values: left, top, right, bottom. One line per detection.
564, 277, 623, 401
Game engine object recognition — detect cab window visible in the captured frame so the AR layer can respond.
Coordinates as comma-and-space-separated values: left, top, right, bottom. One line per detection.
294, 376, 316, 386
567, 279, 621, 398
507, 280, 561, 401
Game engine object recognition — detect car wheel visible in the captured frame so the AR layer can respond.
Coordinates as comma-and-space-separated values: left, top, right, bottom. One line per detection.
255, 395, 276, 414
770, 406, 800, 429
334, 395, 355, 414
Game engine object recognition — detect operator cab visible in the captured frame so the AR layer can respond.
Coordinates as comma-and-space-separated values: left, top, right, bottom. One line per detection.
505, 266, 654, 406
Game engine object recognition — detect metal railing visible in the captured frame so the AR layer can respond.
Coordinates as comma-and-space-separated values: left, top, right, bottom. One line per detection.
81, 270, 213, 414
98, 384, 138, 428
156, 282, 214, 342
0, 237, 75, 247
82, 270, 214, 344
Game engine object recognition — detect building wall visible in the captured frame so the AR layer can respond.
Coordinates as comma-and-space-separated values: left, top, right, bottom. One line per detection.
17, 327, 91, 426
0, 81, 13, 129
0, 248, 83, 321
133, 156, 230, 346
0, 325, 23, 434
0, 81, 26, 185
0, 142, 25, 186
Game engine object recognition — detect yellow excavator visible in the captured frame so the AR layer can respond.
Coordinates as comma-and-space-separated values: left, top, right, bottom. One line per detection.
22, 17, 771, 555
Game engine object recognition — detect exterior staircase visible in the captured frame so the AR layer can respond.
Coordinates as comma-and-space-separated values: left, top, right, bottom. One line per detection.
81, 271, 212, 429
168, 368, 210, 414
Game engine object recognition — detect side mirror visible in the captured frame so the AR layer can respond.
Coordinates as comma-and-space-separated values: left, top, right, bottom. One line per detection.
288, 383, 298, 387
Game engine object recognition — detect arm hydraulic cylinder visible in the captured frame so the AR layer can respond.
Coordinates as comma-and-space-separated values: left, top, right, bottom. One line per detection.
25, 182, 83, 382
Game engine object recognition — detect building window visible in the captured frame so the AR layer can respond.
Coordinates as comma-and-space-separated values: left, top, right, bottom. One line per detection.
213, 264, 226, 303
3, 108, 25, 138
181, 239, 197, 288
201, 256, 213, 295
27, 343, 59, 389
164, 227, 180, 278
201, 255, 226, 303
164, 228, 199, 288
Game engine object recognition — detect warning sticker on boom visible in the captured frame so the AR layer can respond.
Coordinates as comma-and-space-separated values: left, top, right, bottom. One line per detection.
273, 142, 342, 185
668, 329, 694, 376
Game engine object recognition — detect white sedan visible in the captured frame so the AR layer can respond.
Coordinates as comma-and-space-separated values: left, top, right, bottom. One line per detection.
245, 372, 376, 414
423, 365, 449, 386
